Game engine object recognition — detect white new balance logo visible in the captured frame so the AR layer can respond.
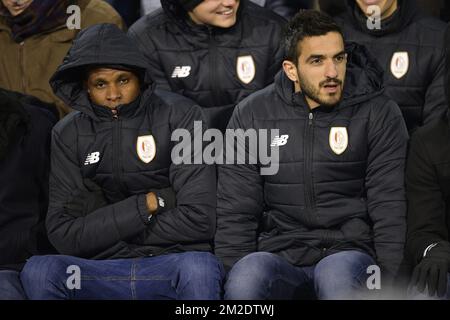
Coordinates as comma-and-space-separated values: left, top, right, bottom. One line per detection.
84, 152, 100, 165
158, 197, 165, 208
270, 135, 289, 147
171, 66, 191, 78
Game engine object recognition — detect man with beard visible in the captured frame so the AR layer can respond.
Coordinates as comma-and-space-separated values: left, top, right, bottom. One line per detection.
333, 0, 447, 134
215, 10, 408, 300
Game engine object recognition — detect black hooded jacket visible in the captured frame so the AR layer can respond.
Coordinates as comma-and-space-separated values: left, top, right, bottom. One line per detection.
334, 0, 447, 133
405, 24, 450, 265
46, 24, 216, 259
215, 43, 408, 280
128, 0, 286, 131
0, 88, 57, 271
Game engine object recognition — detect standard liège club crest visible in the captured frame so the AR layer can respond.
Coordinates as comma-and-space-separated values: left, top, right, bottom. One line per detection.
390, 52, 409, 79
329, 127, 348, 155
136, 135, 156, 163
236, 55, 256, 84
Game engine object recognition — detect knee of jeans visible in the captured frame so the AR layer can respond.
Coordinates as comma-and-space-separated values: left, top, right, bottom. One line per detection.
20, 255, 67, 298
227, 252, 278, 284
177, 252, 223, 281
315, 251, 374, 285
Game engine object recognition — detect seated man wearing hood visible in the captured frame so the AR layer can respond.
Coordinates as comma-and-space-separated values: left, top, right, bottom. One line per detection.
19, 24, 223, 300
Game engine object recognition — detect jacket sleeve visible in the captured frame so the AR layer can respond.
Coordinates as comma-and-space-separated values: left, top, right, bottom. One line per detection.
140, 106, 217, 245
405, 132, 449, 264
214, 104, 264, 271
423, 45, 447, 126
366, 99, 409, 280
46, 129, 150, 258
127, 27, 172, 91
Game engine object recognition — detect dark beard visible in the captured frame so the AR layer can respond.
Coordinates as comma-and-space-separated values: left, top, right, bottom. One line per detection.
299, 75, 343, 108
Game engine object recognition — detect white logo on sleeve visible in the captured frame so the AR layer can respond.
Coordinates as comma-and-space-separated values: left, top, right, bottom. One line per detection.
84, 152, 100, 165
171, 66, 191, 78
270, 135, 289, 147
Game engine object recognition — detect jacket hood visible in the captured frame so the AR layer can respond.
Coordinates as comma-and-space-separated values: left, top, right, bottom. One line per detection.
345, 0, 419, 36
50, 23, 151, 119
276, 41, 384, 110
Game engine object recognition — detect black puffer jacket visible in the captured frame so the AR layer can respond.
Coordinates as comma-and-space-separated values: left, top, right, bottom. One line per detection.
0, 88, 57, 271
405, 24, 450, 265
128, 0, 286, 131
46, 24, 216, 259
215, 43, 408, 280
334, 0, 447, 133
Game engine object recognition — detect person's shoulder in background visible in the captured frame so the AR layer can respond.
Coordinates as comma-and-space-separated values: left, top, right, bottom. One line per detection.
78, 0, 126, 30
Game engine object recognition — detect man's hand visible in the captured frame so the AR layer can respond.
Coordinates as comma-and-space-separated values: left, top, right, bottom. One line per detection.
145, 192, 158, 214
146, 187, 177, 216
410, 242, 450, 297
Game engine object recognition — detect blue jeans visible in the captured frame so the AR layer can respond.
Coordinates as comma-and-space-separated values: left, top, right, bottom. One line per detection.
408, 273, 450, 300
225, 250, 376, 300
0, 270, 27, 300
20, 252, 224, 300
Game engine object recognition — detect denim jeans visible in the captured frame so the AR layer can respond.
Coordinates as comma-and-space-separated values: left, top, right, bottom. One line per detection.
20, 252, 224, 300
0, 270, 27, 300
225, 250, 376, 300
408, 273, 450, 300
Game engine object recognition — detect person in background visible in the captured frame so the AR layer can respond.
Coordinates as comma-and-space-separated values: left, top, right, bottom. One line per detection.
0, 0, 124, 118
128, 0, 286, 131
333, 0, 447, 133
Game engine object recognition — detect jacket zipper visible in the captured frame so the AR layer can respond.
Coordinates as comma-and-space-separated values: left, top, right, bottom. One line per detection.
208, 28, 220, 106
19, 41, 26, 92
304, 112, 316, 225
111, 108, 128, 197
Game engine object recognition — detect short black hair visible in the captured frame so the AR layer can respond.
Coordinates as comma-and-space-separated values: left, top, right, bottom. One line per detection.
284, 10, 343, 63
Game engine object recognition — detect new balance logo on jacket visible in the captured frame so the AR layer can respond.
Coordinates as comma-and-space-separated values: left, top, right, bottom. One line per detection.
84, 152, 100, 165
171, 66, 191, 78
270, 135, 289, 147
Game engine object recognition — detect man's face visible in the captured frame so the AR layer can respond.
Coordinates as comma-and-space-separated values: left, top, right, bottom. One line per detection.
188, 0, 239, 28
86, 68, 140, 110
283, 32, 347, 109
356, 0, 398, 19
1, 0, 33, 16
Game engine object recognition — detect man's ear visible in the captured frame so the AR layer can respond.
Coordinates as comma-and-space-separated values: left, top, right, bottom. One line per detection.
282, 60, 299, 83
